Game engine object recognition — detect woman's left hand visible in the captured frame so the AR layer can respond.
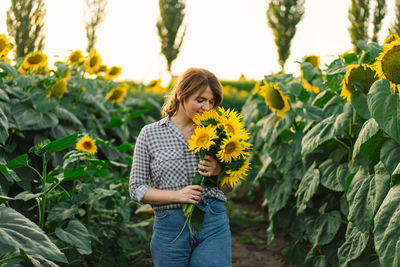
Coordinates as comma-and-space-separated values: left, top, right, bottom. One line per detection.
198, 155, 222, 178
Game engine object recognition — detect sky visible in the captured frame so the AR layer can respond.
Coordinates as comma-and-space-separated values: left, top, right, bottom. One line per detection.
0, 0, 396, 84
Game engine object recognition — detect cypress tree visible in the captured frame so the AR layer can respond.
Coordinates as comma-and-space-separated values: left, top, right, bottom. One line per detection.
6, 0, 46, 58
156, 0, 186, 74
371, 0, 386, 42
348, 0, 370, 53
84, 0, 108, 53
267, 0, 305, 72
390, 0, 400, 35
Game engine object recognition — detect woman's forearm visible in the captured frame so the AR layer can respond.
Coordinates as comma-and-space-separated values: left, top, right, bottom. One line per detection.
142, 188, 179, 205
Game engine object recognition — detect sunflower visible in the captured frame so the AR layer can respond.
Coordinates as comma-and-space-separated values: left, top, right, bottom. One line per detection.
105, 86, 128, 103
0, 34, 11, 58
220, 159, 251, 188
193, 109, 220, 126
303, 81, 320, 94
75, 136, 97, 155
374, 39, 400, 93
340, 64, 377, 102
47, 78, 67, 99
67, 50, 83, 67
217, 136, 251, 163
0, 56, 11, 63
104, 66, 122, 80
220, 115, 249, 140
85, 49, 102, 74
259, 82, 290, 118
383, 33, 400, 47
304, 55, 320, 68
98, 65, 108, 73
22, 51, 48, 70
339, 50, 352, 59
188, 125, 218, 153
147, 79, 161, 87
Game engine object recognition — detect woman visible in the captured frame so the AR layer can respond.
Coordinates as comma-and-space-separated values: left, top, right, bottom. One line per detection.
129, 67, 233, 267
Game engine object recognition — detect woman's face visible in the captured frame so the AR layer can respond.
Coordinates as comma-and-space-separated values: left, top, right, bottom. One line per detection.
180, 86, 215, 120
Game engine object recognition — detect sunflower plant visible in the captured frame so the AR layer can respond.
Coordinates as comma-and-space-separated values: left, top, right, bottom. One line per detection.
183, 107, 252, 232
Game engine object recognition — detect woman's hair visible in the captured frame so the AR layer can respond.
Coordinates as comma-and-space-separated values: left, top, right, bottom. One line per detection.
161, 68, 223, 117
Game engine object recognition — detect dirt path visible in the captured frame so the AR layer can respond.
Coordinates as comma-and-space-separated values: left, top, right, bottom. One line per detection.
228, 197, 293, 267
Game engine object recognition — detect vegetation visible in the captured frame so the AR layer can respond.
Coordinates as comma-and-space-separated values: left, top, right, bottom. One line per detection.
84, 0, 108, 53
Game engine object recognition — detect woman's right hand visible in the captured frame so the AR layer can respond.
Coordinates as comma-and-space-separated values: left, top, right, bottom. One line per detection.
176, 185, 203, 204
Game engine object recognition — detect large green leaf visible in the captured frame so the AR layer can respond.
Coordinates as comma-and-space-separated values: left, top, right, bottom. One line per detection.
55, 220, 92, 255
55, 106, 83, 127
295, 162, 320, 214
6, 154, 29, 169
264, 177, 293, 218
368, 162, 390, 215
305, 210, 341, 246
258, 112, 294, 147
319, 159, 347, 192
301, 103, 352, 156
0, 61, 19, 77
373, 184, 400, 266
14, 110, 58, 131
367, 79, 400, 143
43, 132, 78, 153
30, 87, 58, 112
269, 132, 302, 173
352, 119, 380, 160
337, 223, 369, 267
47, 202, 78, 223
0, 164, 21, 182
0, 107, 9, 145
380, 139, 400, 175
351, 90, 371, 119
0, 206, 68, 263
346, 166, 373, 232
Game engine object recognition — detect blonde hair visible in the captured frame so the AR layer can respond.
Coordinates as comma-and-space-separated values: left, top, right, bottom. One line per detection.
161, 68, 223, 117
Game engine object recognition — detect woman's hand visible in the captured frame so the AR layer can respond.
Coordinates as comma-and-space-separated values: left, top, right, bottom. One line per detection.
198, 155, 222, 178
176, 185, 203, 204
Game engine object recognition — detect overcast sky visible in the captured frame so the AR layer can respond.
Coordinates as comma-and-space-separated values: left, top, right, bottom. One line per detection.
0, 0, 396, 83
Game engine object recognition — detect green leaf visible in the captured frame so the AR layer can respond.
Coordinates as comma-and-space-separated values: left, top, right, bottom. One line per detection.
55, 106, 83, 127
373, 184, 400, 266
47, 202, 79, 223
368, 162, 390, 215
0, 61, 19, 77
319, 159, 347, 192
352, 118, 380, 160
0, 206, 68, 263
14, 191, 43, 201
301, 103, 352, 156
43, 132, 78, 153
55, 220, 92, 255
264, 177, 293, 218
305, 210, 341, 246
0, 164, 21, 182
30, 88, 58, 112
380, 139, 400, 175
269, 132, 302, 173
0, 107, 9, 145
346, 166, 373, 232
0, 195, 14, 204
6, 154, 29, 169
312, 90, 335, 108
295, 162, 320, 214
258, 112, 294, 147
367, 79, 400, 143
14, 110, 58, 131
62, 168, 89, 182
105, 116, 123, 129
337, 223, 369, 267
351, 90, 371, 119
116, 143, 133, 152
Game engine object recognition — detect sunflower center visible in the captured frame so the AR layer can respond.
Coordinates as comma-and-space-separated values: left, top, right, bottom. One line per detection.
83, 141, 93, 150
0, 39, 6, 51
109, 67, 119, 75
70, 53, 81, 62
382, 46, 400, 84
225, 142, 236, 154
27, 54, 44, 65
265, 86, 284, 109
90, 56, 99, 67
305, 56, 319, 68
110, 88, 123, 99
347, 66, 377, 94
225, 124, 234, 134
197, 134, 209, 146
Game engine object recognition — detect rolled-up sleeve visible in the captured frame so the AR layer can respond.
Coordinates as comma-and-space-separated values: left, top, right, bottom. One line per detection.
129, 126, 151, 204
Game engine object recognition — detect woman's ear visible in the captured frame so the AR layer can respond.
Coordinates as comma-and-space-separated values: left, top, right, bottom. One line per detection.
176, 92, 181, 101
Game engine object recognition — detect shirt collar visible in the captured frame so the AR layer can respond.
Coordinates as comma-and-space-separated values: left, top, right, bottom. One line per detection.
161, 116, 188, 146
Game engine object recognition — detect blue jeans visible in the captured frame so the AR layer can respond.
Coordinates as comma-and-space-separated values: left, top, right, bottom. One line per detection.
150, 198, 232, 267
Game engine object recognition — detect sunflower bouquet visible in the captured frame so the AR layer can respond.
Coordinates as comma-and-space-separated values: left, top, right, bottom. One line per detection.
182, 107, 252, 232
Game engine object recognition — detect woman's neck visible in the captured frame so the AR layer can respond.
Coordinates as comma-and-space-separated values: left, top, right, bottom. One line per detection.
170, 114, 193, 129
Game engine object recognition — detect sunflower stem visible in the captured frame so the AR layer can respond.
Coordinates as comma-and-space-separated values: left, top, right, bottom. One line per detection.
358, 51, 366, 64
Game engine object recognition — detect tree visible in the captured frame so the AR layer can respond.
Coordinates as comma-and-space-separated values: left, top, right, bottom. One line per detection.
390, 0, 400, 35
267, 0, 305, 72
348, 0, 370, 52
157, 0, 186, 75
84, 0, 107, 53
371, 0, 386, 42
6, 0, 46, 58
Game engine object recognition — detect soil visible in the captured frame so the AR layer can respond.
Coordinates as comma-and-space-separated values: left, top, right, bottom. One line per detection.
229, 189, 294, 267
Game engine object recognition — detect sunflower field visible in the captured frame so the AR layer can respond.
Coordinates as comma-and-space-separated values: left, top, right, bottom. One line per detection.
245, 34, 400, 266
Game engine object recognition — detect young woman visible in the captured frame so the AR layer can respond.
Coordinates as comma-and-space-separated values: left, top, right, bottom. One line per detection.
129, 68, 233, 267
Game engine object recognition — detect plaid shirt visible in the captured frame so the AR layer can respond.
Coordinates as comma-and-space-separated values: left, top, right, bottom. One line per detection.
129, 116, 227, 210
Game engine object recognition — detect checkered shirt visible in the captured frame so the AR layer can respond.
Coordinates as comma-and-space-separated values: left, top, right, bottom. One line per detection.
129, 116, 227, 211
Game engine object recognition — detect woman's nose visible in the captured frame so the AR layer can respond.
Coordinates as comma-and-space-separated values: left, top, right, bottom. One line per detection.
202, 102, 211, 111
